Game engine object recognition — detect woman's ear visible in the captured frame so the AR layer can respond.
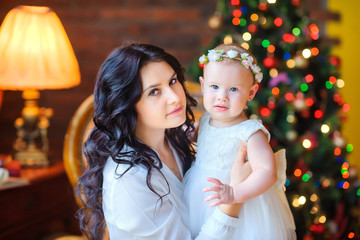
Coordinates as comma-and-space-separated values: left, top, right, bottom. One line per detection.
248, 83, 259, 101
199, 76, 205, 94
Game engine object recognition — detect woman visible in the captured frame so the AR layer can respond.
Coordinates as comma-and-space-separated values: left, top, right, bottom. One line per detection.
77, 43, 247, 239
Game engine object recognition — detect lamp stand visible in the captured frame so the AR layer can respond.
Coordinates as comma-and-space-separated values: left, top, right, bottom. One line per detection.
13, 89, 53, 167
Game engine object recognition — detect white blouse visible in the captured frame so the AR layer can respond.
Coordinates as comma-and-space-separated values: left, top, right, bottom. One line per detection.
102, 145, 240, 240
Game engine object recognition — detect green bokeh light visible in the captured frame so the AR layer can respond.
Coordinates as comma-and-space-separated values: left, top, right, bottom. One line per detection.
240, 18, 247, 26
262, 39, 270, 48
346, 144, 354, 152
302, 174, 310, 182
300, 83, 309, 92
325, 81, 333, 89
292, 27, 301, 36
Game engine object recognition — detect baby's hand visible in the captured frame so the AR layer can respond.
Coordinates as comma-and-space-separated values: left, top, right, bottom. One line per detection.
203, 177, 235, 207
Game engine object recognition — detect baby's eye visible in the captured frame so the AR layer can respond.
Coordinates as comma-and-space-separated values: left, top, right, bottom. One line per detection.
169, 78, 177, 85
211, 85, 219, 89
229, 87, 237, 92
149, 89, 159, 96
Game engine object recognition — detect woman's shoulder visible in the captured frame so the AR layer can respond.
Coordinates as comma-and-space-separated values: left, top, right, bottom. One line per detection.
104, 155, 145, 180
103, 155, 170, 193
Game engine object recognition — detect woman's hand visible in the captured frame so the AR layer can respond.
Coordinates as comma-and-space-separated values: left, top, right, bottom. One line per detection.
230, 142, 251, 186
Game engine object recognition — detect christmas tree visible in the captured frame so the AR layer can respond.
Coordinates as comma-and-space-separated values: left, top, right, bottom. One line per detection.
187, 0, 360, 239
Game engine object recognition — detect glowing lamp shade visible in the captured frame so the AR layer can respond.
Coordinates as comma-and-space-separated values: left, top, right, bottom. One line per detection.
0, 5, 80, 167
0, 5, 80, 89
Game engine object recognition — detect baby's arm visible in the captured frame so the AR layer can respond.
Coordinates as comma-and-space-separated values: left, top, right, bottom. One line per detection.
234, 130, 277, 201
204, 131, 276, 206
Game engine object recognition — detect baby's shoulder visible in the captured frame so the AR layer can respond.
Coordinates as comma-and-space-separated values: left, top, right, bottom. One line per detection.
237, 119, 270, 143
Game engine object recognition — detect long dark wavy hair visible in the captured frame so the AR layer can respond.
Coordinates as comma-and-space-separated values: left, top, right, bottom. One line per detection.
76, 43, 197, 239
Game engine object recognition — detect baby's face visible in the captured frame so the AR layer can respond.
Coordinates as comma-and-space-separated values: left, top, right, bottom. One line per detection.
201, 61, 256, 127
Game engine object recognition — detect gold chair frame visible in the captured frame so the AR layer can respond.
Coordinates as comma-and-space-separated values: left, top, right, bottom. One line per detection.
63, 94, 94, 189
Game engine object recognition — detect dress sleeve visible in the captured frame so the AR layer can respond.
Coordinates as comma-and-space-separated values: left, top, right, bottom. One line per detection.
241, 120, 271, 144
103, 166, 239, 240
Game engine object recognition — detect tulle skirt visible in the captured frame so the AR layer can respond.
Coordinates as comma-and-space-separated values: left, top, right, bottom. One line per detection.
184, 162, 296, 240
234, 185, 296, 240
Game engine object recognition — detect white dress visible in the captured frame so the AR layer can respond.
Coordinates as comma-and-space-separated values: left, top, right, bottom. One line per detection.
102, 142, 242, 240
184, 112, 296, 240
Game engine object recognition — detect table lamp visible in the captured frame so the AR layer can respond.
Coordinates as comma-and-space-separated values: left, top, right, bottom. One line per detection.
0, 5, 80, 167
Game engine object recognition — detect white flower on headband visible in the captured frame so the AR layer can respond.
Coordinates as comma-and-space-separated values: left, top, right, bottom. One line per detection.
240, 53, 249, 59
198, 48, 263, 83
208, 49, 223, 62
255, 72, 263, 82
226, 50, 238, 59
199, 55, 208, 64
251, 64, 261, 74
242, 58, 252, 69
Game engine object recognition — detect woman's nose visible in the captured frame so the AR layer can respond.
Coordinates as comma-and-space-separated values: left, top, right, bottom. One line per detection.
167, 87, 180, 104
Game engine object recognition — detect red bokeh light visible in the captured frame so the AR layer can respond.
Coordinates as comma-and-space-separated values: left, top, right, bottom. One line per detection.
274, 17, 283, 27
283, 33, 296, 43
305, 74, 314, 83
314, 110, 323, 119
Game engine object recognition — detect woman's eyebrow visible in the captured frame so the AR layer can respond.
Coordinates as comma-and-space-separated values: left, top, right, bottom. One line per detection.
143, 83, 161, 93
143, 72, 177, 93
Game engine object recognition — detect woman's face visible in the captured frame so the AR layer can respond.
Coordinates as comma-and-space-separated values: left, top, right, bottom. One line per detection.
135, 61, 186, 134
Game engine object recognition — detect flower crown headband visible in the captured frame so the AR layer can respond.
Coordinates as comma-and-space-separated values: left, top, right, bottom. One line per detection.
199, 49, 263, 83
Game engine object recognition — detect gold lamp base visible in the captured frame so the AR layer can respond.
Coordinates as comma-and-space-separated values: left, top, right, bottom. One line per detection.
13, 90, 53, 167
14, 148, 49, 167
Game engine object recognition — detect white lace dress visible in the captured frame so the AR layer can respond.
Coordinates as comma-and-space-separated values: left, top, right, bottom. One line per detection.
183, 112, 296, 240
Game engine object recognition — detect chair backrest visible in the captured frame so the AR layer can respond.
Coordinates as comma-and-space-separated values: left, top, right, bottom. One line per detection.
63, 94, 94, 190
63, 94, 111, 239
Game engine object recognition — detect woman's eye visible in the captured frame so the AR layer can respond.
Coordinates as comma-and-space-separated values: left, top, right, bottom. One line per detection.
211, 85, 218, 89
149, 89, 159, 96
229, 87, 237, 92
169, 78, 177, 85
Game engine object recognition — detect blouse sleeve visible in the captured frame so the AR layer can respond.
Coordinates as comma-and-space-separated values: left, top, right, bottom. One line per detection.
103, 164, 239, 240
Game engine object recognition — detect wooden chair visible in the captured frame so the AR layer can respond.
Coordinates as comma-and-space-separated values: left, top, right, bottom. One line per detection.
63, 94, 94, 195
60, 95, 94, 240
62, 95, 110, 239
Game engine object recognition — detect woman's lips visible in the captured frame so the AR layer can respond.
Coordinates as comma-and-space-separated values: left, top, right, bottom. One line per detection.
168, 106, 183, 115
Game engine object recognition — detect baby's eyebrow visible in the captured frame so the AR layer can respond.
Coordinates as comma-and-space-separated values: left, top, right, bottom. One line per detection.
207, 79, 220, 84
